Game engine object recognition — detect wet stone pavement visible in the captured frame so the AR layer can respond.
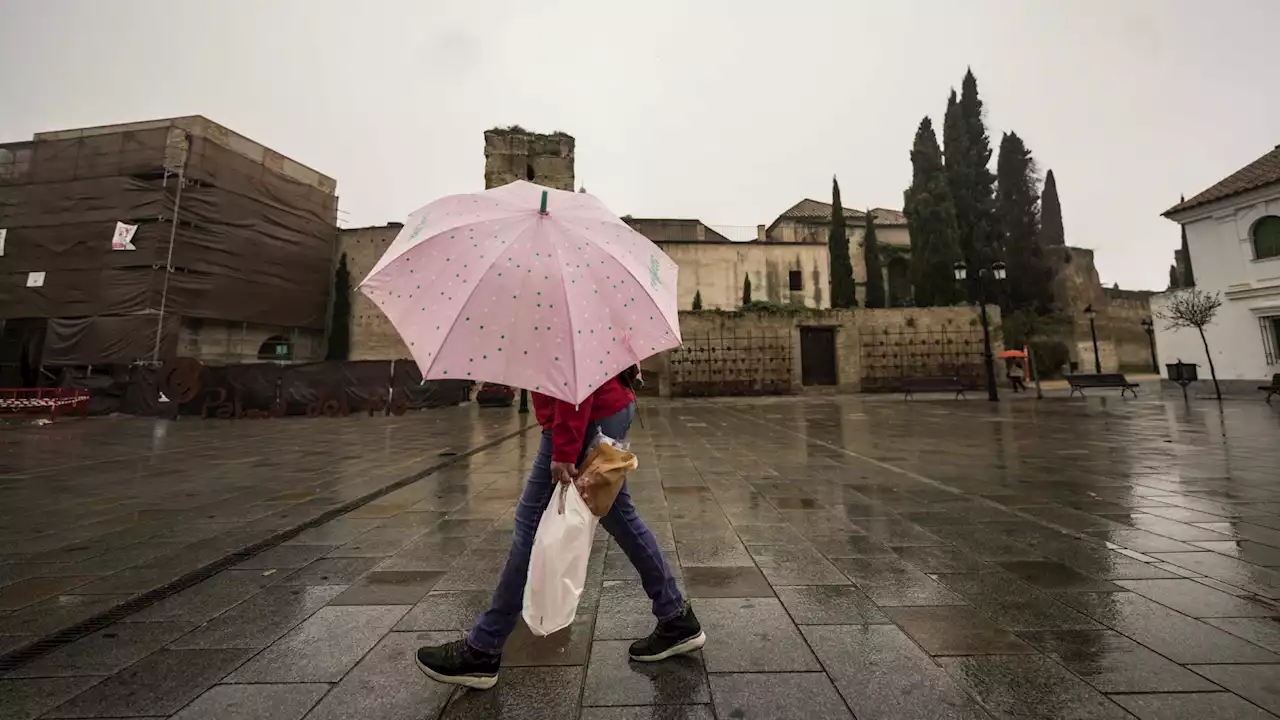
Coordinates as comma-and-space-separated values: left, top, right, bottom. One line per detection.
2, 394, 1280, 719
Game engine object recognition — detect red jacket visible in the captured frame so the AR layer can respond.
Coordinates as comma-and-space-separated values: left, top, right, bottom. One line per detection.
533, 377, 635, 463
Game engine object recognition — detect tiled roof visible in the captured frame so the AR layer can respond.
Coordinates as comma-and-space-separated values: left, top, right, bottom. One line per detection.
776, 199, 907, 226
1165, 145, 1280, 216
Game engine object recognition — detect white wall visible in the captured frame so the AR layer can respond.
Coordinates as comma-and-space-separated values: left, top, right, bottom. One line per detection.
1157, 186, 1280, 381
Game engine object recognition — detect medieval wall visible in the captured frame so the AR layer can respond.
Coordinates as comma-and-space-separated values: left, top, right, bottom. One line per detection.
340, 223, 411, 361
767, 219, 912, 306
179, 319, 325, 365
1049, 246, 1154, 373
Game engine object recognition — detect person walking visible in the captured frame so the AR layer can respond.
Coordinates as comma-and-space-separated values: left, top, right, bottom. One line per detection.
1008, 358, 1027, 392
415, 369, 704, 690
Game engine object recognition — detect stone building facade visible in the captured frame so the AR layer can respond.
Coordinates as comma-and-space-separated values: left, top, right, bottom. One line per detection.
1048, 246, 1156, 374
339, 223, 411, 361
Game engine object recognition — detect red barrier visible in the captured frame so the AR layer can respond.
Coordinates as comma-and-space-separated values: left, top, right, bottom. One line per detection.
0, 387, 91, 420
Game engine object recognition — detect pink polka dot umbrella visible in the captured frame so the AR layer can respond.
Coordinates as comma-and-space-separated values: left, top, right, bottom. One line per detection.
358, 181, 681, 405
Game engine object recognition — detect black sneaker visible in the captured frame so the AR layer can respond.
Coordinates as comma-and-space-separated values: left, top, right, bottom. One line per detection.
629, 602, 707, 662
415, 639, 500, 690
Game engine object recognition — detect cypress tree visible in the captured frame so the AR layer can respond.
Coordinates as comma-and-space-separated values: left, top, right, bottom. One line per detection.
1181, 220, 1196, 287
1168, 264, 1180, 290
995, 131, 1053, 313
904, 117, 961, 307
692, 290, 703, 310
326, 252, 351, 361
863, 210, 885, 308
1040, 169, 1065, 246
828, 176, 857, 308
945, 70, 999, 299
742, 274, 752, 305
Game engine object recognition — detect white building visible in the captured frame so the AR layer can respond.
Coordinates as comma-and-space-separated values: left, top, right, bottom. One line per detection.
1154, 144, 1280, 391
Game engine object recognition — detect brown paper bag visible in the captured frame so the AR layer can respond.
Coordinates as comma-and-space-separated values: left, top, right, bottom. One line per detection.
575, 441, 638, 517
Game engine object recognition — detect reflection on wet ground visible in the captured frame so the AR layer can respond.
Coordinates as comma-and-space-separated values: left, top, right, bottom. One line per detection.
2, 395, 1280, 718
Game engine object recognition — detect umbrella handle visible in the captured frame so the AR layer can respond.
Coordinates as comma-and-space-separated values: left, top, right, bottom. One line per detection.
539, 190, 548, 215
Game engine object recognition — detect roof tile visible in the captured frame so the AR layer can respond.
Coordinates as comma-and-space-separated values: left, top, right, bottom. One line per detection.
1165, 145, 1280, 215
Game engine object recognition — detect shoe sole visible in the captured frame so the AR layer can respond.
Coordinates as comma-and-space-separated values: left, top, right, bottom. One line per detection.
629, 631, 707, 663
414, 652, 498, 690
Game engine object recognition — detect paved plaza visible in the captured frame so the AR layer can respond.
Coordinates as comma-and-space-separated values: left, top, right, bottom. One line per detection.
3, 393, 1280, 719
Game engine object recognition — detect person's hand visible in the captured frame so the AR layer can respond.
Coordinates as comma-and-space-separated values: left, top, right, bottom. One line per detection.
551, 461, 578, 486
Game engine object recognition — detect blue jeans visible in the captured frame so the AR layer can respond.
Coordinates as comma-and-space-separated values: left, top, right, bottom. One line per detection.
469, 402, 683, 653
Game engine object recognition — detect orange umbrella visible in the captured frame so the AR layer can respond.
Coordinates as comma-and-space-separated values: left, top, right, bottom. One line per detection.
997, 350, 1027, 359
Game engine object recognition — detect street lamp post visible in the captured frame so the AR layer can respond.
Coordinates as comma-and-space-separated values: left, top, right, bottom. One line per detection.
954, 261, 1006, 402
1140, 318, 1158, 374
518, 388, 530, 414
1084, 304, 1102, 373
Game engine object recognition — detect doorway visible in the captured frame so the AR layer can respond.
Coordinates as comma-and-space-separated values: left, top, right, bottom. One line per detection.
800, 327, 837, 386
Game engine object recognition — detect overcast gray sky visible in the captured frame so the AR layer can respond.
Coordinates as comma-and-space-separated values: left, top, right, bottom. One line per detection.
3, 0, 1277, 291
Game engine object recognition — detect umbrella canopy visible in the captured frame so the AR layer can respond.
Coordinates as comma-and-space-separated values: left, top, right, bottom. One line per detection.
997, 350, 1027, 359
359, 181, 681, 405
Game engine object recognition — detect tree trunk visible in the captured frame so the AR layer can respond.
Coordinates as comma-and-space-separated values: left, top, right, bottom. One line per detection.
1198, 327, 1221, 401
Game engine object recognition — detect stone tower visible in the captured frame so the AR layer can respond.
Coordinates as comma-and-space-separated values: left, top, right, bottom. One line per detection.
483, 127, 575, 191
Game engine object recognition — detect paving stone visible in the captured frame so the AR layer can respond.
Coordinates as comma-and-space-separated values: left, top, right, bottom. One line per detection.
0, 677, 102, 720
43, 648, 254, 718
997, 561, 1124, 592
681, 566, 773, 597
440, 665, 582, 719
326, 526, 429, 557
224, 604, 407, 682
304, 631, 457, 720
237, 544, 339, 571
674, 531, 754, 567
1203, 617, 1280, 654
369, 535, 473, 571
932, 573, 1102, 631
728, 524, 808, 545
432, 549, 510, 591
802, 624, 991, 720
10, 620, 191, 677
327, 570, 443, 605
604, 551, 683, 583
1022, 629, 1220, 692
746, 544, 850, 586
774, 584, 889, 624
395, 590, 493, 631
0, 576, 95, 611
850, 517, 948, 547
579, 707, 715, 720
884, 606, 1035, 655
1125, 515, 1235, 542
1191, 665, 1280, 716
708, 672, 852, 719
1057, 591, 1280, 663
1115, 578, 1279, 618
593, 581, 659, 640
503, 613, 595, 666
1151, 552, 1280, 599
1086, 529, 1202, 554
429, 519, 500, 538
832, 557, 966, 606
894, 545, 991, 573
1111, 691, 1279, 720
583, 640, 709, 706
1193, 540, 1280, 567
169, 585, 345, 649
279, 557, 381, 585
284, 518, 382, 545
808, 535, 897, 559
170, 683, 329, 720
0, 593, 132, 637
695, 598, 819, 672
124, 569, 280, 624
941, 654, 1133, 719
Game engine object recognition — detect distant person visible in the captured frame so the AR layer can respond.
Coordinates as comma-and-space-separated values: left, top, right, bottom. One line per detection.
1008, 359, 1027, 392
415, 365, 703, 690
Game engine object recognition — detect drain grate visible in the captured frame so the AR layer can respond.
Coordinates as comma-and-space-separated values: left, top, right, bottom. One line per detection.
0, 423, 532, 673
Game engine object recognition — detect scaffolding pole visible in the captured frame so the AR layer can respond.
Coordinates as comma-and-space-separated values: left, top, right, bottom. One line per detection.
152, 134, 190, 364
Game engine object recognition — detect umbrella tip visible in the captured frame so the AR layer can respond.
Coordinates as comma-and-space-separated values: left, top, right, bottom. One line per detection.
539, 190, 548, 215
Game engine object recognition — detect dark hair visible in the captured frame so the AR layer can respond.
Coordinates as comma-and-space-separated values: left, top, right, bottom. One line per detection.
618, 364, 642, 390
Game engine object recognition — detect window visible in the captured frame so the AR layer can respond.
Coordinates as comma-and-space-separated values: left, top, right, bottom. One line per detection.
1262, 317, 1280, 366
788, 270, 803, 291
1253, 216, 1280, 260
258, 335, 293, 361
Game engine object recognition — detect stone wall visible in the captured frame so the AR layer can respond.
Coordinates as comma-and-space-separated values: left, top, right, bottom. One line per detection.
767, 218, 912, 306
483, 129, 574, 191
642, 305, 1001, 396
339, 224, 411, 361
1049, 246, 1155, 373
179, 319, 325, 365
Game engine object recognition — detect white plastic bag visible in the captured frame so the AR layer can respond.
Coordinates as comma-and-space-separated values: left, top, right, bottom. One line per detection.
522, 482, 599, 636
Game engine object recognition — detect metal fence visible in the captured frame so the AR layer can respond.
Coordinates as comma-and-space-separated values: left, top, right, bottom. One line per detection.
669, 328, 793, 396
859, 326, 987, 392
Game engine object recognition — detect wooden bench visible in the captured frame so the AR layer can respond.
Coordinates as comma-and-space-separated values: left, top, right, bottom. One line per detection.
901, 377, 967, 400
1065, 373, 1140, 398
1260, 374, 1280, 404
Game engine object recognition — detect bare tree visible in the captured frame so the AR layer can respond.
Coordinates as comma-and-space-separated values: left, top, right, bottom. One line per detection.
1156, 288, 1224, 400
